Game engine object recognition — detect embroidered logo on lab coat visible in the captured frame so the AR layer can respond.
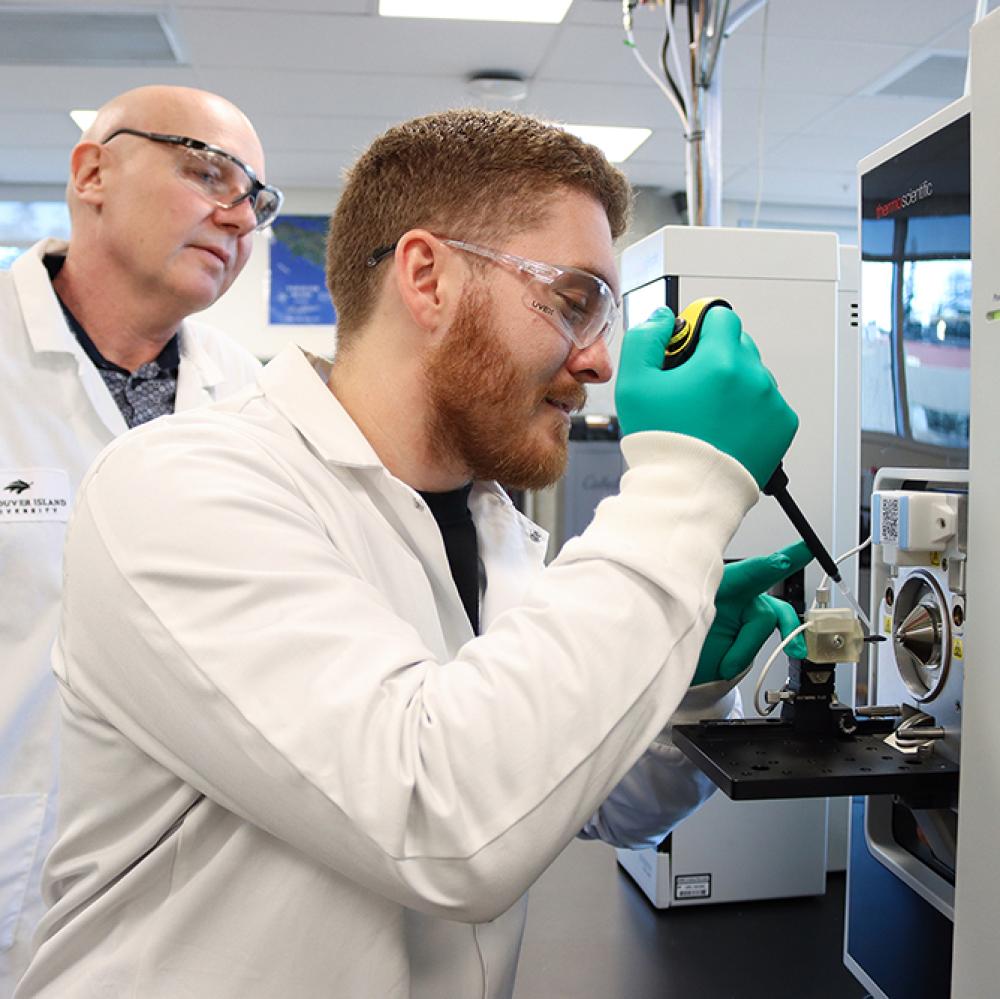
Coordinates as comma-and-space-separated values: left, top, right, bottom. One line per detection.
0, 468, 71, 523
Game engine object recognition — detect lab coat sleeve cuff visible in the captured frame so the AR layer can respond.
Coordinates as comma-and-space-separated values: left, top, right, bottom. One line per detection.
556, 430, 757, 589
578, 685, 742, 849
568, 430, 760, 568
663, 662, 752, 726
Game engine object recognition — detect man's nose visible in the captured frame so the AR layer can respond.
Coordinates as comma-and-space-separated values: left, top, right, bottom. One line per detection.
213, 196, 258, 237
567, 337, 613, 385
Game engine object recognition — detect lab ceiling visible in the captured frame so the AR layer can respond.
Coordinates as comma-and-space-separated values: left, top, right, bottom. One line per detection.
0, 0, 985, 212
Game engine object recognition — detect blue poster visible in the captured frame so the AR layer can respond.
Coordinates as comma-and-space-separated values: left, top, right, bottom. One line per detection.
269, 215, 336, 325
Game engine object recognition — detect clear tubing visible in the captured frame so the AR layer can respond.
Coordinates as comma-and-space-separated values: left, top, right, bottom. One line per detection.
836, 578, 871, 632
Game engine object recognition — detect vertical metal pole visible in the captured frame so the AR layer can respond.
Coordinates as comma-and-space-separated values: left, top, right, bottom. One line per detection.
699, 63, 724, 225
687, 0, 729, 226
687, 0, 704, 224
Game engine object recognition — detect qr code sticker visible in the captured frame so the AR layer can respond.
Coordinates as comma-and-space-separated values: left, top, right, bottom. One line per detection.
879, 496, 900, 544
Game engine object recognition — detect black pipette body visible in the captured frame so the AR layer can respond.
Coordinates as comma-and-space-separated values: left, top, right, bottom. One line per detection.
762, 464, 842, 583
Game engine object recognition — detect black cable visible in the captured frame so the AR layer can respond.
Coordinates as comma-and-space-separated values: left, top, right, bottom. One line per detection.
659, 1, 687, 116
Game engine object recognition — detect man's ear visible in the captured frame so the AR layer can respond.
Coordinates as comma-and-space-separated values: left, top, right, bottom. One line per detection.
68, 141, 106, 209
393, 230, 462, 333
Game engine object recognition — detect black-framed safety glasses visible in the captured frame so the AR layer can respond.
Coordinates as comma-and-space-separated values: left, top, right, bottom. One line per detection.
101, 127, 284, 230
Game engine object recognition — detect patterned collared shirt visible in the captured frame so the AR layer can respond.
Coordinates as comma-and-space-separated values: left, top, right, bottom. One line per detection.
44, 254, 180, 429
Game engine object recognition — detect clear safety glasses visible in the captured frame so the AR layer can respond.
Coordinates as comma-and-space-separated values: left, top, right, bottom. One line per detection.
101, 128, 285, 230
366, 238, 619, 350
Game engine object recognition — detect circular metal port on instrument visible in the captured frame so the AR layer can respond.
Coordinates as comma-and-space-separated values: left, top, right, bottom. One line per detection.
891, 570, 951, 702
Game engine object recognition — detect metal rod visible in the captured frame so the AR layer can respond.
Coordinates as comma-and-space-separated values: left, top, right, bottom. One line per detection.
724, 0, 768, 37
703, 0, 731, 84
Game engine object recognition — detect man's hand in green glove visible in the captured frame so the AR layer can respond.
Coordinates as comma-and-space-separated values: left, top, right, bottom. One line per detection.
615, 304, 798, 488
691, 540, 813, 687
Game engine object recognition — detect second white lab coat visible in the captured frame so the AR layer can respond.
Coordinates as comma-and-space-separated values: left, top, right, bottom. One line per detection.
0, 239, 261, 996
17, 346, 756, 999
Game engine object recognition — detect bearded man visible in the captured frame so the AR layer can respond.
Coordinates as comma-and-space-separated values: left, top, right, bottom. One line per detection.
16, 109, 808, 999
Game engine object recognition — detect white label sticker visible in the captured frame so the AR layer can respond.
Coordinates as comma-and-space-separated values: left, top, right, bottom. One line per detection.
674, 873, 711, 900
0, 468, 71, 524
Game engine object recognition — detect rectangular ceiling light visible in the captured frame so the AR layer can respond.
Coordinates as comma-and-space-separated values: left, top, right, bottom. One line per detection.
562, 124, 652, 163
379, 0, 572, 23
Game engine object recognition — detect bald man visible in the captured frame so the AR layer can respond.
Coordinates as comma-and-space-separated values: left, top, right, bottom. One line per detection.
0, 85, 280, 994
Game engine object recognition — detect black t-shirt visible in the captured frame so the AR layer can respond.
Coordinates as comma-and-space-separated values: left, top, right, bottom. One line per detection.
418, 482, 481, 635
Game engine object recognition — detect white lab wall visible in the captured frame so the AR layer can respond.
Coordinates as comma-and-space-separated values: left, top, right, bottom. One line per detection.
196, 187, 339, 362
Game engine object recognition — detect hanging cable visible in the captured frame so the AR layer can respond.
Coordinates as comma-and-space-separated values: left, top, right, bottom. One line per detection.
753, 621, 811, 717
665, 0, 692, 118
622, 0, 688, 132
658, 3, 688, 118
750, 0, 771, 227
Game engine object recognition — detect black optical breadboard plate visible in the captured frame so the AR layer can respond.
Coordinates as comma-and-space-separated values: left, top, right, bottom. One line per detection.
672, 719, 960, 801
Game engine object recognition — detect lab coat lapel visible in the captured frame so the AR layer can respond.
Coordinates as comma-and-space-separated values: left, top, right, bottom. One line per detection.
12, 240, 127, 439
472, 484, 548, 628
382, 476, 477, 648
175, 324, 224, 412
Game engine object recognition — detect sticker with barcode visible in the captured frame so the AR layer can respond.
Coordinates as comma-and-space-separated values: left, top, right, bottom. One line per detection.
674, 874, 711, 900
879, 496, 901, 544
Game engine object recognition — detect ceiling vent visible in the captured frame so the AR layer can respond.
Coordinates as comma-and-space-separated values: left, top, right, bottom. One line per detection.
0, 9, 183, 65
872, 53, 967, 101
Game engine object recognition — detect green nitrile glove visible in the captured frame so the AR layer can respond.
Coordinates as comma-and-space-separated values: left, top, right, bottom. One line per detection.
615, 304, 799, 488
691, 540, 813, 686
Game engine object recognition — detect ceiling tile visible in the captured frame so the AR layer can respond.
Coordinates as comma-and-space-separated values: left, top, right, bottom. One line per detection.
724, 163, 859, 208
540, 22, 688, 85
721, 88, 843, 136
764, 132, 903, 173
565, 1, 627, 27
720, 28, 917, 97
934, 17, 979, 51
0, 65, 199, 113
177, 9, 554, 75
803, 94, 956, 141
748, 0, 974, 48
253, 114, 397, 153
195, 68, 467, 121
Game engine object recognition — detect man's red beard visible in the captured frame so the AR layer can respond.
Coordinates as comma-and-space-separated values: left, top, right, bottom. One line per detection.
424, 286, 586, 490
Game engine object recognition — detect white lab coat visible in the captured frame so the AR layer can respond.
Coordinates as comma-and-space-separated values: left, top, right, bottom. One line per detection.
16, 346, 757, 999
0, 239, 261, 996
